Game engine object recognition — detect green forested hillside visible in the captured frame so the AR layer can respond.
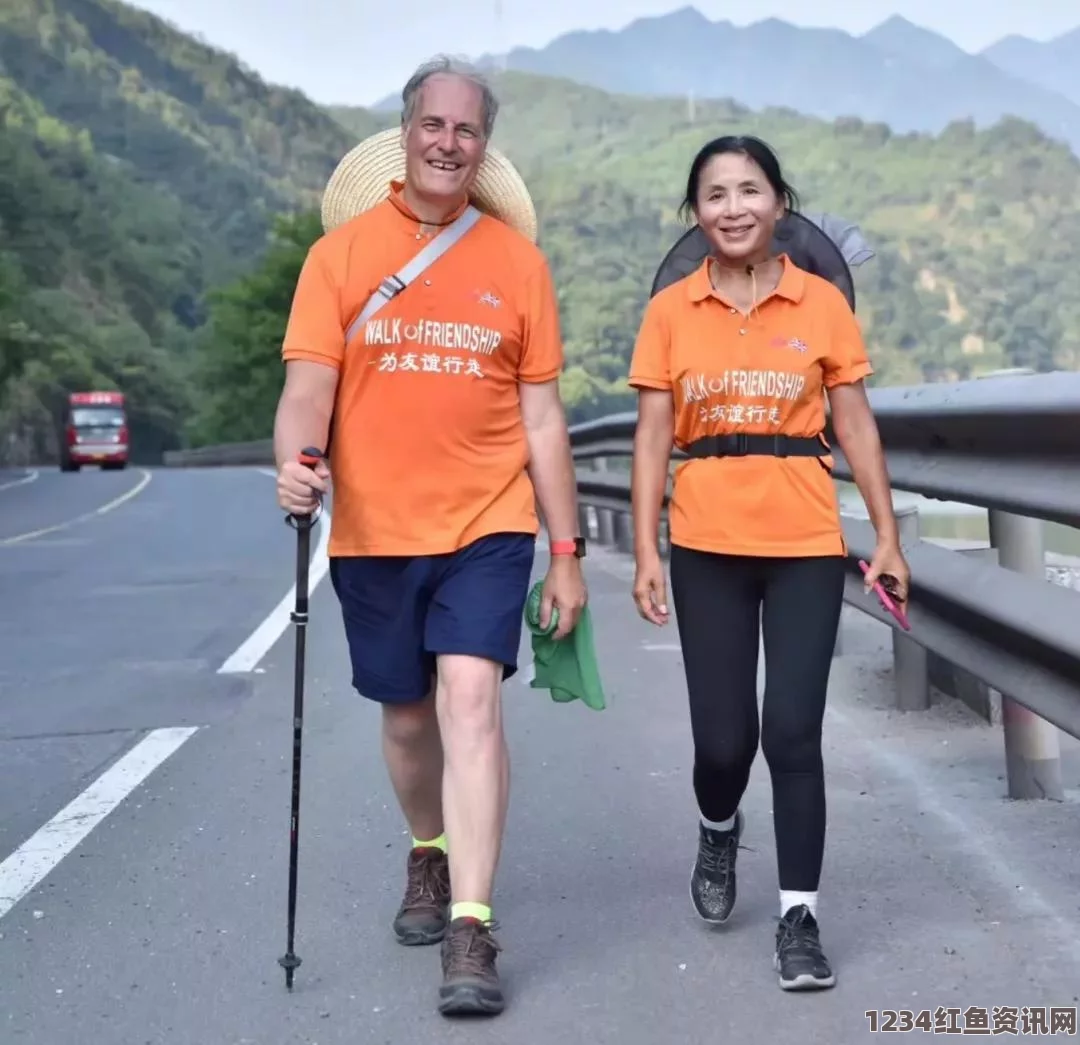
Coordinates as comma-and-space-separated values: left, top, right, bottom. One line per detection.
0, 77, 196, 460
0, 0, 351, 462
2, 0, 351, 264
1, 0, 1078, 460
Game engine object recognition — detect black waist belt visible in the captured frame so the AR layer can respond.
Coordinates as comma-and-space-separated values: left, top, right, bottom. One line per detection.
684, 434, 828, 459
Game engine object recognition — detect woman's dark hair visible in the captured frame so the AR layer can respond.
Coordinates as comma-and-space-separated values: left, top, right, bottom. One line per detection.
678, 135, 800, 223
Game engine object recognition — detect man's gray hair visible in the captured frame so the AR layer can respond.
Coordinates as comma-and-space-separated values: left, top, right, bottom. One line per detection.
401, 55, 499, 140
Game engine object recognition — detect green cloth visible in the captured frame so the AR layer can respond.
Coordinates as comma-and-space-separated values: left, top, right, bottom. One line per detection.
524, 580, 606, 711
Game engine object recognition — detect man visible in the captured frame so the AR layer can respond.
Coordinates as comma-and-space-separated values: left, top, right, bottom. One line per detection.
272, 55, 587, 1018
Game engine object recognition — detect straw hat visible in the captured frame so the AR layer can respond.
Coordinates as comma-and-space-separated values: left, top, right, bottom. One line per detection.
321, 126, 538, 242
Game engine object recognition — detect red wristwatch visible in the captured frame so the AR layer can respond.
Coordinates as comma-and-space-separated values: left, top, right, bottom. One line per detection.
550, 537, 586, 559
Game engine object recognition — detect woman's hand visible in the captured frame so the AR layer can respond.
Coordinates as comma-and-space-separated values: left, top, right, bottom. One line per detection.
863, 539, 910, 606
633, 548, 670, 626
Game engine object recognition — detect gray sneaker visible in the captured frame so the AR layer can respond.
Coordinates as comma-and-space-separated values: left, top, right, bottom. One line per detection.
689, 809, 744, 924
774, 904, 836, 990
392, 847, 450, 946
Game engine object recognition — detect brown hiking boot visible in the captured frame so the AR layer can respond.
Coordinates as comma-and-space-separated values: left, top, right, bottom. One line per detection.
438, 916, 504, 1016
392, 847, 450, 946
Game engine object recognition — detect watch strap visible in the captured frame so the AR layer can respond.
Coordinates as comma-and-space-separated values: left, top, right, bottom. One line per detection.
550, 537, 585, 558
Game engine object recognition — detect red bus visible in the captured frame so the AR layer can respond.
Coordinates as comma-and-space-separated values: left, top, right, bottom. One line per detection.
60, 391, 129, 472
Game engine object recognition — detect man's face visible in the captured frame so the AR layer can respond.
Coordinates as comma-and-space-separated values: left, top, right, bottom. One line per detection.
401, 74, 487, 203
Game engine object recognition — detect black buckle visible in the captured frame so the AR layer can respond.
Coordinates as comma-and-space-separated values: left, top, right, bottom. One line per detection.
773, 435, 788, 458
731, 433, 749, 456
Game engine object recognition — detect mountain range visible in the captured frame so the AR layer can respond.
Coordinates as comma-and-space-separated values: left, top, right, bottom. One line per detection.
372, 9, 1080, 154
1, 0, 1078, 460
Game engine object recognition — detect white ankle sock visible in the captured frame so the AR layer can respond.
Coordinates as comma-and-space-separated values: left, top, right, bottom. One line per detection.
702, 812, 737, 832
780, 890, 817, 918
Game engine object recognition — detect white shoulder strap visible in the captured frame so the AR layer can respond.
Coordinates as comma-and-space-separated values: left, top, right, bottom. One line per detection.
345, 204, 483, 345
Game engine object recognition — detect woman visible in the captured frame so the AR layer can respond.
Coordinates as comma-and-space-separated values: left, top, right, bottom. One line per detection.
628, 135, 910, 992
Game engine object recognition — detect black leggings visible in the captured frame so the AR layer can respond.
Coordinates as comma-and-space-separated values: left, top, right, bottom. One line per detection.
668, 544, 845, 892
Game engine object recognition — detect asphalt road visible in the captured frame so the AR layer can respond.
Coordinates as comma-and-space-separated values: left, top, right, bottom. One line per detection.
0, 468, 39, 492
1, 467, 1079, 1044
0, 465, 298, 882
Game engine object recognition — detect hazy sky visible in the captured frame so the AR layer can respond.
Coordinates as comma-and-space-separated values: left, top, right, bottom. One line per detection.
129, 0, 1078, 107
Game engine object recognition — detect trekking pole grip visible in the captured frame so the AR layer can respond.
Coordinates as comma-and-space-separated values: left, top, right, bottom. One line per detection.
285, 446, 325, 531
297, 446, 323, 469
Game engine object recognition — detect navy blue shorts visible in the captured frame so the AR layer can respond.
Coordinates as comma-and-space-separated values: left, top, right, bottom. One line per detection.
328, 531, 536, 704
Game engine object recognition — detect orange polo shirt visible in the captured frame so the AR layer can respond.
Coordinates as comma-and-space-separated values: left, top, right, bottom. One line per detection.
281, 181, 564, 557
629, 253, 872, 558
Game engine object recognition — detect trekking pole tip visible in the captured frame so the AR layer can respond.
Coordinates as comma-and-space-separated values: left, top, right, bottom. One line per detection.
279, 951, 302, 989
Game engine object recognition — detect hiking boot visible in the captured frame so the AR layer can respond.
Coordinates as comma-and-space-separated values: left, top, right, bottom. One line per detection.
689, 809, 744, 924
392, 846, 450, 946
438, 916, 504, 1016
774, 904, 836, 990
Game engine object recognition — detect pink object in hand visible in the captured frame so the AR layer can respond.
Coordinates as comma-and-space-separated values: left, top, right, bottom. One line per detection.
858, 559, 911, 631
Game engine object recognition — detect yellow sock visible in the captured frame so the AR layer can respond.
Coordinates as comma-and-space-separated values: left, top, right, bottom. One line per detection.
451, 901, 492, 924
411, 833, 447, 853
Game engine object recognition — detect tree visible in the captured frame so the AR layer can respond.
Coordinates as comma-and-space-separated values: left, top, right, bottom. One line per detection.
187, 210, 324, 445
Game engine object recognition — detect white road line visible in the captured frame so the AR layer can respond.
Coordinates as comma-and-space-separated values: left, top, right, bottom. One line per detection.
0, 468, 39, 493
0, 726, 199, 921
217, 502, 332, 674
0, 469, 152, 546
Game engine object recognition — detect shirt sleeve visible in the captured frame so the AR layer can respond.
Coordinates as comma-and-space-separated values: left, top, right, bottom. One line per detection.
518, 254, 565, 383
628, 295, 672, 391
822, 296, 874, 389
281, 243, 346, 370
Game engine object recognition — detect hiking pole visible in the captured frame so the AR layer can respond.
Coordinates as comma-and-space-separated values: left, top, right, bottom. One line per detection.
278, 446, 325, 991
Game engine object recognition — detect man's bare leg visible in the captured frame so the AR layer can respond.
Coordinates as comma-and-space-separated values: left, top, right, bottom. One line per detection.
434, 653, 509, 1015
382, 690, 452, 945
382, 690, 444, 839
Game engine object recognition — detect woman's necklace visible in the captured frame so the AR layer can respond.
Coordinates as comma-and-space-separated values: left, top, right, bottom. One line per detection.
709, 256, 781, 316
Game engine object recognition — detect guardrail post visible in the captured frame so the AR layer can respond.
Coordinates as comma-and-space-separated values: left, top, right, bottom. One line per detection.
614, 512, 634, 554
892, 503, 930, 711
975, 367, 1064, 801
578, 503, 591, 542
590, 458, 616, 545
988, 510, 1064, 801
595, 508, 615, 546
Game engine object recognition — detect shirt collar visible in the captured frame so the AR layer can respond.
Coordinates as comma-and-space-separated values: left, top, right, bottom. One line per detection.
386, 179, 470, 226
686, 252, 806, 305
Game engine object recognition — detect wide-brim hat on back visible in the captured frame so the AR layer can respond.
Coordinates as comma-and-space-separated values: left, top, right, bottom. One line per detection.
321, 126, 538, 242
651, 210, 876, 311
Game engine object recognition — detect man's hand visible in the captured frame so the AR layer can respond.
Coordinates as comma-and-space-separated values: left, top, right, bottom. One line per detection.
519, 377, 586, 640
277, 456, 331, 516
539, 555, 587, 640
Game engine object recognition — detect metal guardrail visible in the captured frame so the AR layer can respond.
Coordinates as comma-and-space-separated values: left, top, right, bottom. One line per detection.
162, 441, 276, 467
166, 370, 1080, 800
570, 370, 1080, 803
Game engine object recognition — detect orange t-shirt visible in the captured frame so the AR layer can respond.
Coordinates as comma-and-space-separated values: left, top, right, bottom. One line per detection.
628, 253, 872, 558
281, 181, 564, 557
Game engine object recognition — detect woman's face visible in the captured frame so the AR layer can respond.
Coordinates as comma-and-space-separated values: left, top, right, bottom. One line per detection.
694, 151, 785, 264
